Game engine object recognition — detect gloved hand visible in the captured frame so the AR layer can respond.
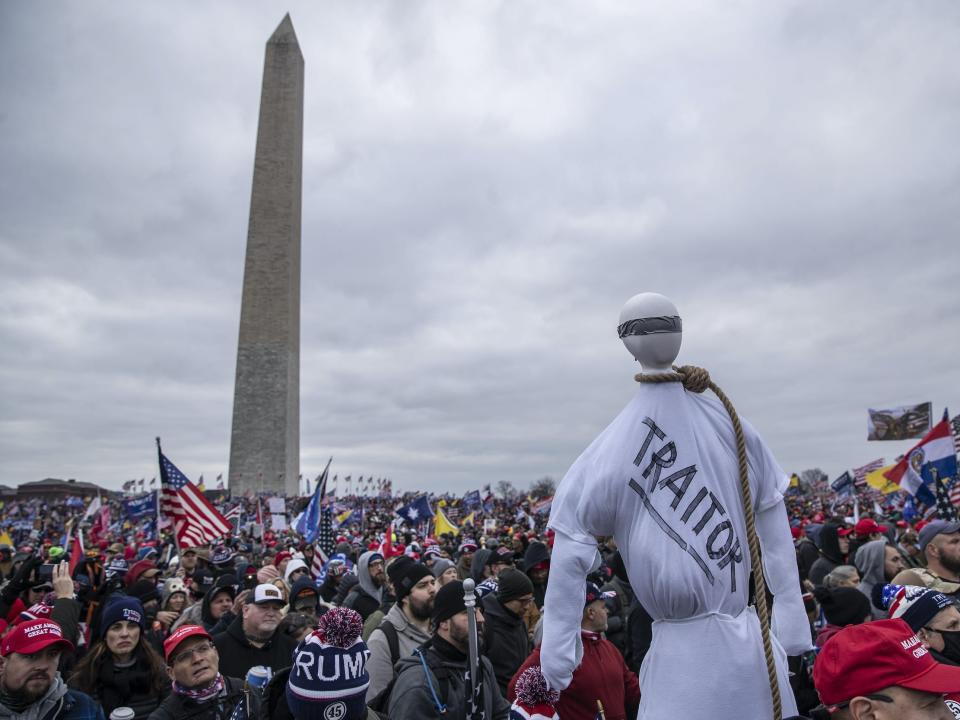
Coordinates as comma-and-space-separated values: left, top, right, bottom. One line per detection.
2, 556, 43, 601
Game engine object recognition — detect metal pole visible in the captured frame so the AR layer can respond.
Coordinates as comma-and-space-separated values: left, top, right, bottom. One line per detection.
462, 578, 481, 718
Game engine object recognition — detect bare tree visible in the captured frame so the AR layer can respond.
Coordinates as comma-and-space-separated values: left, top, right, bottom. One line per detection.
496, 480, 517, 500
529, 476, 556, 500
800, 468, 828, 487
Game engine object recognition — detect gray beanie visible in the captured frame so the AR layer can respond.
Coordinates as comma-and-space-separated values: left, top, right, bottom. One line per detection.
431, 558, 455, 579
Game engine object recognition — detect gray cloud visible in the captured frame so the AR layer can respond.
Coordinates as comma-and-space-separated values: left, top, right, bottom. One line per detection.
1, 1, 958, 493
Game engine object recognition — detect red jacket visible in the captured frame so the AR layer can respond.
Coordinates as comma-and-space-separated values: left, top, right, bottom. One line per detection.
509, 631, 640, 720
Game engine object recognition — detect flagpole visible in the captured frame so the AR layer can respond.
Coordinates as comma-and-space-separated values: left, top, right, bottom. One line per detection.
156, 437, 180, 554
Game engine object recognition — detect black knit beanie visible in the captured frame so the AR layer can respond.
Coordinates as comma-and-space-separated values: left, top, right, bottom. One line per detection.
388, 558, 432, 603
497, 568, 534, 605
813, 586, 871, 627
432, 580, 473, 627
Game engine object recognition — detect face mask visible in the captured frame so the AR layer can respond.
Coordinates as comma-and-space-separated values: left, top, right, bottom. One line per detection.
937, 629, 960, 664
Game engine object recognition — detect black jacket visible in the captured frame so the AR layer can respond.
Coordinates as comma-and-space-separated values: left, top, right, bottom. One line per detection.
69, 647, 168, 720
522, 541, 550, 610
809, 524, 846, 586
147, 676, 257, 720
481, 593, 531, 695
343, 585, 381, 623
212, 615, 297, 679
389, 636, 510, 720
795, 538, 820, 584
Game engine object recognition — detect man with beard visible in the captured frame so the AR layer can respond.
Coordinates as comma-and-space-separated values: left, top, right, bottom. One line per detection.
212, 584, 297, 678
365, 559, 436, 702
343, 551, 386, 622
0, 619, 103, 720
388, 580, 510, 719
149, 624, 257, 720
917, 522, 960, 596
854, 540, 907, 618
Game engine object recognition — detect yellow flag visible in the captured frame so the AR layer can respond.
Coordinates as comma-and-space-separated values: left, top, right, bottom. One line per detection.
434, 507, 458, 536
461, 512, 476, 527
866, 464, 900, 494
789, 474, 800, 488
0, 531, 12, 547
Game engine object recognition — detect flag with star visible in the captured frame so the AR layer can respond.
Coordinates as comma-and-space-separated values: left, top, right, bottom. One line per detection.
157, 438, 231, 547
935, 473, 958, 522
395, 495, 434, 524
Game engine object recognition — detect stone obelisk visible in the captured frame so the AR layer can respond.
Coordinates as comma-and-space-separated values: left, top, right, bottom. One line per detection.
228, 14, 303, 497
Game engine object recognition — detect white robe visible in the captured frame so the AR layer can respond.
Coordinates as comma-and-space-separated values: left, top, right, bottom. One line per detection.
542, 382, 811, 719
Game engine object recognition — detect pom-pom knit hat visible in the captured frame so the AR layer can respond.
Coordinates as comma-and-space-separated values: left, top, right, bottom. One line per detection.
510, 666, 559, 720
286, 607, 370, 720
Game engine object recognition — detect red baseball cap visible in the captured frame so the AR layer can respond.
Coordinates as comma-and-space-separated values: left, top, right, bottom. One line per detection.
814, 618, 960, 706
837, 527, 853, 537
854, 518, 888, 537
272, 551, 292, 567
163, 624, 213, 662
1, 620, 74, 657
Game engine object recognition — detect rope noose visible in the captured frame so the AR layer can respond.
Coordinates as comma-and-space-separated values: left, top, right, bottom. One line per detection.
636, 365, 782, 720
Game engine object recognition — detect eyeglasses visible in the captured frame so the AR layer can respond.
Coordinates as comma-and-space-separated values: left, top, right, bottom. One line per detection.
170, 641, 216, 666
826, 694, 893, 712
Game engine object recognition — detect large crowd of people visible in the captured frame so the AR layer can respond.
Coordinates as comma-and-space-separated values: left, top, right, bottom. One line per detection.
0, 480, 959, 719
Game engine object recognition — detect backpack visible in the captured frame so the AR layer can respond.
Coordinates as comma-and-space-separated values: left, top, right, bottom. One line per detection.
366, 644, 451, 718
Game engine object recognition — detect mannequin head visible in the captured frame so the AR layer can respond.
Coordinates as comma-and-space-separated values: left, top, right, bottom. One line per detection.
618, 293, 682, 373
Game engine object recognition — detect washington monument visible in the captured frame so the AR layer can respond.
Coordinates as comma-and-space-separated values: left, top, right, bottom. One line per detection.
228, 14, 303, 497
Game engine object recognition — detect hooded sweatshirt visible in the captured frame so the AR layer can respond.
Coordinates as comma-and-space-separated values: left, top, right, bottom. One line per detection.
854, 539, 890, 619
343, 551, 383, 622
808, 524, 845, 586
0, 674, 103, 720
470, 549, 493, 584
523, 541, 551, 610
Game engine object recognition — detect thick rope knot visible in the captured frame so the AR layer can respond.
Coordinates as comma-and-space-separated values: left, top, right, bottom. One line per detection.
633, 365, 711, 394
633, 363, 782, 720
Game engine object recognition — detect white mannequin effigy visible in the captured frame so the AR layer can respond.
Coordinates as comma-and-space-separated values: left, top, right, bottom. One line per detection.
541, 293, 811, 719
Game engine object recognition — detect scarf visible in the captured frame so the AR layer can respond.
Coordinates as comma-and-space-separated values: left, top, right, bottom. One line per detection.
96, 649, 156, 713
0, 674, 69, 720
171, 673, 225, 704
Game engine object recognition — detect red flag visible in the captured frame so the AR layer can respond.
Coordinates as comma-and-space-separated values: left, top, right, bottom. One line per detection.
69, 528, 84, 575
380, 521, 394, 558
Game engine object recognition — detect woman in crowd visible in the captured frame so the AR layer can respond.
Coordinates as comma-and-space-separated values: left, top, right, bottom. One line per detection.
69, 596, 169, 720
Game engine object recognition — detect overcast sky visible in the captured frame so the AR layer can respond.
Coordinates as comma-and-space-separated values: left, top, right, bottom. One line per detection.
1, 2, 958, 495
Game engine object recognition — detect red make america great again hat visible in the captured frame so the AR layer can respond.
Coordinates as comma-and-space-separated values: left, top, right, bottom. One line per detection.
814, 618, 960, 705
1, 620, 74, 657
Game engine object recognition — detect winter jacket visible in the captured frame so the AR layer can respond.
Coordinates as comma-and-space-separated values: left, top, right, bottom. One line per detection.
522, 541, 550, 610
808, 524, 846, 587
170, 583, 235, 634
212, 615, 298, 679
795, 538, 820, 584
509, 632, 640, 720
332, 573, 359, 606
68, 646, 168, 720
599, 575, 634, 665
481, 593, 531, 695
0, 676, 105, 720
470, 549, 493, 584
147, 676, 257, 720
854, 539, 890, 619
814, 623, 845, 649
343, 551, 383, 622
365, 602, 432, 702
388, 635, 510, 720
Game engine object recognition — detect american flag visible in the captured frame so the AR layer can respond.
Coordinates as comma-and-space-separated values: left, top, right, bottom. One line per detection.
853, 458, 885, 487
935, 474, 959, 522
158, 441, 232, 548
949, 478, 960, 510
310, 464, 336, 578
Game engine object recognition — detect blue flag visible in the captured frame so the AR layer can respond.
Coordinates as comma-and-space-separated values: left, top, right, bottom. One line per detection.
123, 492, 157, 520
395, 495, 434, 524
462, 490, 482, 512
296, 459, 331, 543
